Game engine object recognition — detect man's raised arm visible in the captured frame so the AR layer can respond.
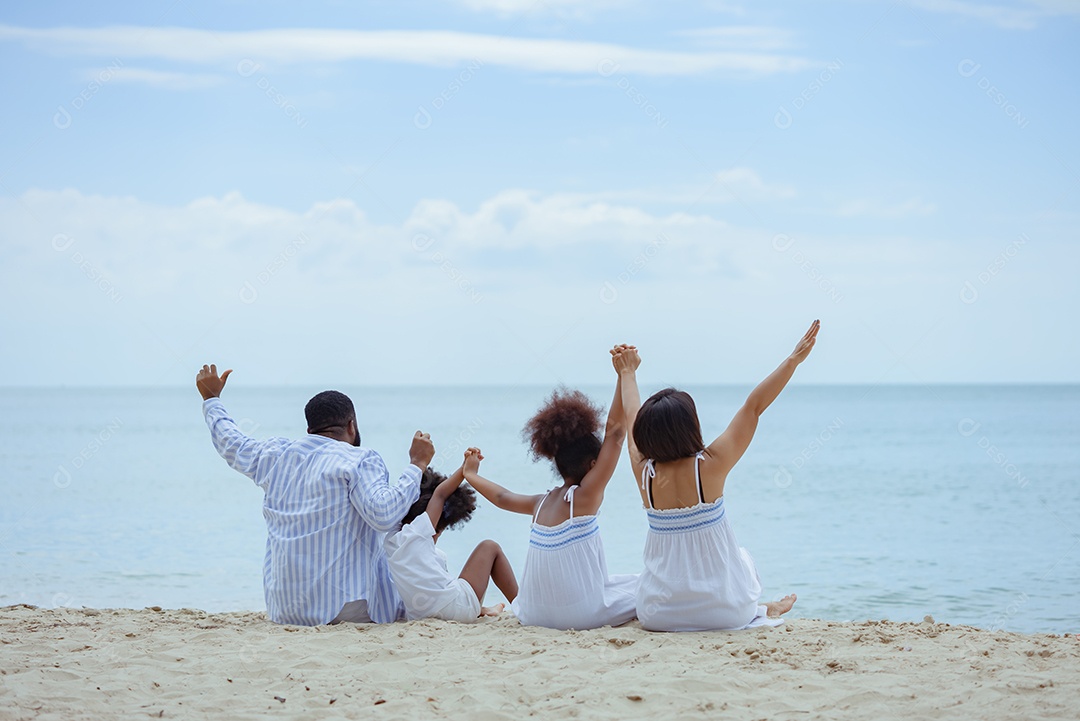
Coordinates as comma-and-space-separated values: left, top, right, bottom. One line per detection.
349, 431, 435, 532
198, 364, 288, 485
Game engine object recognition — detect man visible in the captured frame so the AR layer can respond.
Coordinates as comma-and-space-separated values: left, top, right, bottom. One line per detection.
196, 363, 434, 626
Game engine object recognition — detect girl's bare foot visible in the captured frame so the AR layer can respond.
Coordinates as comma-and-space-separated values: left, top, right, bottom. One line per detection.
765, 593, 797, 618
480, 603, 505, 617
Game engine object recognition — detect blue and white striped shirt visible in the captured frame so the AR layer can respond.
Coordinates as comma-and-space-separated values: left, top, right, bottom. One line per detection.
202, 398, 421, 625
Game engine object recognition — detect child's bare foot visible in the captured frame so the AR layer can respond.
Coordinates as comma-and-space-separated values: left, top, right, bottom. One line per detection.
765, 593, 797, 618
480, 603, 505, 617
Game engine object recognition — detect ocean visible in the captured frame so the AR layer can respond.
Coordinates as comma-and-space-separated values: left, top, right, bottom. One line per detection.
1, 384, 1076, 633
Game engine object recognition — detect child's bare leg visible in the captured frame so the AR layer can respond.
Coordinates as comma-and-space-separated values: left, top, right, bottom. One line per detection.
479, 603, 504, 617
765, 593, 797, 617
459, 540, 519, 612
488, 542, 518, 602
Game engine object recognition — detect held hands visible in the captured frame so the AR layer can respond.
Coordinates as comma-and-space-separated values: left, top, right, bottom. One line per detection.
196, 364, 233, 400
409, 431, 435, 470
789, 320, 820, 364
462, 447, 484, 476
610, 343, 640, 375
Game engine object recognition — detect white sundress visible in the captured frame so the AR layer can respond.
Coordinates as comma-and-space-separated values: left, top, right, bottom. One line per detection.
512, 486, 639, 630
636, 452, 783, 632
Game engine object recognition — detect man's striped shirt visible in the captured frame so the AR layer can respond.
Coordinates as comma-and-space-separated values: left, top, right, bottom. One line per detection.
203, 398, 421, 625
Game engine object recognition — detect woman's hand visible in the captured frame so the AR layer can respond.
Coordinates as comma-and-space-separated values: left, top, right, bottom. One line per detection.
611, 344, 640, 374
789, 320, 820, 364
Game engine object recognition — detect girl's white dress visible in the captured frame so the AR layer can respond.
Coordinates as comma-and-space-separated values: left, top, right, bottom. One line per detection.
636, 453, 783, 632
512, 486, 639, 630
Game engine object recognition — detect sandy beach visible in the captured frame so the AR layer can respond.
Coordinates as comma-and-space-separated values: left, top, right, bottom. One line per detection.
1, 605, 1076, 720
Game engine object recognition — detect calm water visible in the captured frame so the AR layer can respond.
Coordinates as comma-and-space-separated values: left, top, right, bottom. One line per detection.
0, 384, 1076, 633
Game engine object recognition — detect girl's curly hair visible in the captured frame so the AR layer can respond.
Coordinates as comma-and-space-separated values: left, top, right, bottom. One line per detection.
523, 387, 604, 483
402, 468, 477, 533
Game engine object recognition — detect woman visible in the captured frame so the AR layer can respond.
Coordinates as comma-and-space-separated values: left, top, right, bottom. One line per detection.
613, 320, 819, 631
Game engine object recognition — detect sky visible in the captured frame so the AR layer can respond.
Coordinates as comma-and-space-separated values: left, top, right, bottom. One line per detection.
0, 0, 1077, 388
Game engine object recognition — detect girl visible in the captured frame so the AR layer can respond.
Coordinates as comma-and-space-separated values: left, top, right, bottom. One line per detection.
613, 321, 818, 632
462, 359, 637, 630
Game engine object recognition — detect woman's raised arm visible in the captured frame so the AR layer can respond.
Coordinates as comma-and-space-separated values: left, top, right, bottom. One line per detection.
706, 320, 820, 473
612, 345, 645, 473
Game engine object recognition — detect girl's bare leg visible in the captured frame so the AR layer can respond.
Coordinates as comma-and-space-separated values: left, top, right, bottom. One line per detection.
459, 540, 519, 614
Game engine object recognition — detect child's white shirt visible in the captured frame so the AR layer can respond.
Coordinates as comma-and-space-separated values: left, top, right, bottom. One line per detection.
383, 514, 461, 620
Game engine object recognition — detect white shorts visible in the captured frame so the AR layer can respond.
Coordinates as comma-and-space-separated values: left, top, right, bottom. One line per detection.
433, 578, 482, 623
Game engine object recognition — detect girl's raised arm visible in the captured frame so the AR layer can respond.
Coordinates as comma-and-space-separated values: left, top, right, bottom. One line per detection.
576, 371, 628, 503
706, 320, 819, 474
462, 448, 543, 516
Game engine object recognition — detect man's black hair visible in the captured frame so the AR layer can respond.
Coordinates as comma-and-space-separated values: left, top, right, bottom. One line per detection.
305, 390, 356, 433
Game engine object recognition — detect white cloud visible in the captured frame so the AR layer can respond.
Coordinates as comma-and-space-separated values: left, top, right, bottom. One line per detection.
908, 0, 1080, 30
0, 186, 754, 385
406, 188, 738, 252
674, 26, 796, 51
1, 186, 1074, 385
84, 66, 225, 90
1026, 0, 1080, 12
454, 0, 632, 18
1, 186, 746, 307
714, 168, 798, 201
0, 24, 811, 77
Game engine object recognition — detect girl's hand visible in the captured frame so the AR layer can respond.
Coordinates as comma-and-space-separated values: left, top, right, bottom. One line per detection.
611, 345, 641, 374
463, 447, 483, 475
789, 320, 820, 364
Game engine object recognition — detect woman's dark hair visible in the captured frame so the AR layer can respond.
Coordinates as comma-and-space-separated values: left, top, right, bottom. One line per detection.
305, 390, 356, 433
523, 388, 604, 483
633, 388, 705, 463
402, 468, 477, 533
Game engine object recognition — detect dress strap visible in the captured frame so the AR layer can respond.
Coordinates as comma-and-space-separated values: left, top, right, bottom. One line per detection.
694, 451, 706, 505
564, 485, 578, 519
640, 459, 656, 509
532, 492, 548, 523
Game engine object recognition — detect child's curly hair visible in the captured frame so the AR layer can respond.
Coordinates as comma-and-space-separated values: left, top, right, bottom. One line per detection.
523, 387, 604, 483
402, 467, 477, 533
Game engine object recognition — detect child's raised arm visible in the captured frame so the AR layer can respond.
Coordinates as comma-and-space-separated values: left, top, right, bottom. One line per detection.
576, 361, 628, 503
425, 464, 466, 532
706, 320, 819, 474
462, 448, 543, 516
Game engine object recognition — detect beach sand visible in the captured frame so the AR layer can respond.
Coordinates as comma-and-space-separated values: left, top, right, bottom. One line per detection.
1, 605, 1076, 720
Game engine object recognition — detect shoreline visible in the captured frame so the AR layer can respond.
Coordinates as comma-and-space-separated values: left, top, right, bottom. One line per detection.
2, 605, 1077, 720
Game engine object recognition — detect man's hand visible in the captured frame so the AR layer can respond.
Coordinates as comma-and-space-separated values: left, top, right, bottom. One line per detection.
409, 431, 435, 470
196, 364, 233, 401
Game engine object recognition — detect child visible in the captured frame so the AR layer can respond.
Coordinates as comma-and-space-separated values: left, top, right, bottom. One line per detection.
462, 359, 637, 630
383, 452, 518, 622
612, 321, 818, 632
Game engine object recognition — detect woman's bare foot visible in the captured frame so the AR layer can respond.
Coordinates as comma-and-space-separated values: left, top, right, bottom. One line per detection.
765, 593, 797, 618
480, 603, 505, 617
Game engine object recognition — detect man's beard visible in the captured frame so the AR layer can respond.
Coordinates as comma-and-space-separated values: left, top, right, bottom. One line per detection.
352, 429, 362, 447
